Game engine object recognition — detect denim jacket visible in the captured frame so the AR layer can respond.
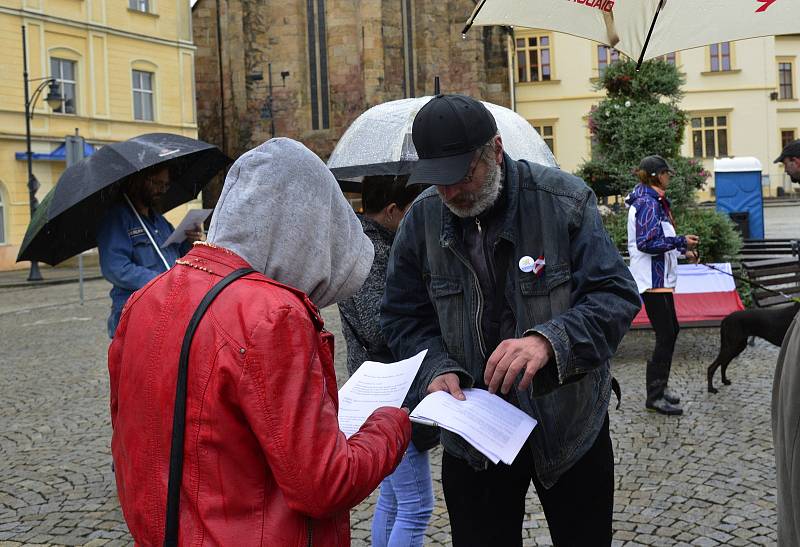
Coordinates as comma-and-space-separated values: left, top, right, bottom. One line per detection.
380, 155, 640, 487
96, 202, 188, 337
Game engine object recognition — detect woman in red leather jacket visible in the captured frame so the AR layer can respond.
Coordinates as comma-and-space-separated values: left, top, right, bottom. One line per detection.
109, 138, 411, 546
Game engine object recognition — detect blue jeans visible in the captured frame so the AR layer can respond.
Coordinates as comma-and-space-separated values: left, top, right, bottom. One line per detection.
371, 442, 434, 547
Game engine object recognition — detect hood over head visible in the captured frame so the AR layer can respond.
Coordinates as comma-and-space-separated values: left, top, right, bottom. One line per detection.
207, 138, 374, 308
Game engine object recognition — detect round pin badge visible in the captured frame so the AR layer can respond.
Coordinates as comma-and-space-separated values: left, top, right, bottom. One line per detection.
518, 255, 535, 273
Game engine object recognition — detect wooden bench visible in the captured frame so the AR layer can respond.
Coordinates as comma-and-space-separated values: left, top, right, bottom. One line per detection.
741, 256, 800, 308
739, 238, 799, 261
619, 239, 799, 262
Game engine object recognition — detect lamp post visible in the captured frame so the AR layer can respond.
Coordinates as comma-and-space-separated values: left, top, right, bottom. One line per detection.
247, 63, 289, 139
21, 25, 63, 281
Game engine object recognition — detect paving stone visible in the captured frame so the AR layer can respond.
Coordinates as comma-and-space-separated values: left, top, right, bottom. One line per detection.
0, 280, 781, 545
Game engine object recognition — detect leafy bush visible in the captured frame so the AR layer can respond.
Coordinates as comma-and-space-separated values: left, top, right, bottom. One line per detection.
577, 156, 637, 199
674, 208, 742, 262
597, 59, 685, 102
602, 207, 741, 262
581, 58, 741, 263
660, 157, 710, 211
588, 99, 686, 163
601, 208, 628, 253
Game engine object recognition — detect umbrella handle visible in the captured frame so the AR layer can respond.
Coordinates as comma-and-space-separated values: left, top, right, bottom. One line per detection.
124, 193, 171, 271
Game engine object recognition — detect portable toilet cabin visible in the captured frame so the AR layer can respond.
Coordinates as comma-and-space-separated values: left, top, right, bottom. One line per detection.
713, 157, 764, 239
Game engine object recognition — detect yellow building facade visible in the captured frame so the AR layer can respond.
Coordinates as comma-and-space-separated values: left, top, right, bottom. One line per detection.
0, 0, 197, 270
513, 31, 800, 201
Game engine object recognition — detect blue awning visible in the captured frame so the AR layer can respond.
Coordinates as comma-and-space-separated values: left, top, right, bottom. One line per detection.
16, 141, 96, 161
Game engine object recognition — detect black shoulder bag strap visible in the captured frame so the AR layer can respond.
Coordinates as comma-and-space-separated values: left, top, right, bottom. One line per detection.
163, 267, 256, 547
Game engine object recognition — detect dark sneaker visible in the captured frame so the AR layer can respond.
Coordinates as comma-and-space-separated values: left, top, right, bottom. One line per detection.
663, 387, 681, 405
646, 397, 683, 416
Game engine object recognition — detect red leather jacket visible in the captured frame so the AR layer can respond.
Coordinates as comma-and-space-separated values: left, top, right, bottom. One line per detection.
109, 245, 411, 546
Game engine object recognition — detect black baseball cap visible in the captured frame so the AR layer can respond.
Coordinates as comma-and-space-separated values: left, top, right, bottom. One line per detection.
408, 94, 498, 186
775, 139, 800, 163
639, 155, 675, 176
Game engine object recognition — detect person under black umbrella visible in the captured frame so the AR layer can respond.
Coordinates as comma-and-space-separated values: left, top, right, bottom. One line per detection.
17, 133, 228, 268
97, 165, 204, 338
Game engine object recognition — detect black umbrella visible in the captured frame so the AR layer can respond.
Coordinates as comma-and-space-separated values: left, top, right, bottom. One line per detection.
17, 133, 229, 266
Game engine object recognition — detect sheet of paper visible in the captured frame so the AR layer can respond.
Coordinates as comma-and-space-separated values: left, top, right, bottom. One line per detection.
337, 349, 427, 438
410, 388, 537, 465
161, 209, 212, 248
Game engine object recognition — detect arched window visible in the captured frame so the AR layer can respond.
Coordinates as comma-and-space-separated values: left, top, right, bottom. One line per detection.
48, 47, 83, 115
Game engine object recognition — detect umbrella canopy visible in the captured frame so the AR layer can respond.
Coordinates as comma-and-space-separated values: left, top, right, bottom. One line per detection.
327, 96, 557, 180
465, 0, 800, 65
17, 133, 229, 266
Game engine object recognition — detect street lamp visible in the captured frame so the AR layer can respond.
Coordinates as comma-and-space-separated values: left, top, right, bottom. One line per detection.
21, 25, 64, 281
246, 63, 289, 139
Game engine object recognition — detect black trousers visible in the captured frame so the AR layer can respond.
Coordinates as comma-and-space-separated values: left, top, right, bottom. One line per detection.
641, 291, 680, 402
441, 415, 613, 547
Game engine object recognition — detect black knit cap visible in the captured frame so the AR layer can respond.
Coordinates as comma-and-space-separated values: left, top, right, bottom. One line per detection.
408, 94, 498, 186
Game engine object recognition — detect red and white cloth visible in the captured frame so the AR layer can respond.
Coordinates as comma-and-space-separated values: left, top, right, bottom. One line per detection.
631, 263, 745, 327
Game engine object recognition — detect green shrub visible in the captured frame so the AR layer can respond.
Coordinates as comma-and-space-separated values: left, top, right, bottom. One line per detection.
598, 59, 685, 101
601, 209, 628, 253
601, 207, 742, 262
580, 58, 740, 262
673, 208, 742, 262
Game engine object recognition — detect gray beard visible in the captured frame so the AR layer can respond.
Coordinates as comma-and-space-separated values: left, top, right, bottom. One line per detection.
444, 163, 503, 218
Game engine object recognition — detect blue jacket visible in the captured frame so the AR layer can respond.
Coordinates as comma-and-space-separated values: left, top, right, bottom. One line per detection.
96, 202, 188, 337
625, 184, 687, 293
380, 155, 640, 487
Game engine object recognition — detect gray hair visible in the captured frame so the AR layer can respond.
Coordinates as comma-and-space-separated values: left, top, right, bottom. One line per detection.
476, 131, 502, 165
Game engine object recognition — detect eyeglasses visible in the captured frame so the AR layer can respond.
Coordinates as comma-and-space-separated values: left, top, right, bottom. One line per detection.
460, 151, 483, 186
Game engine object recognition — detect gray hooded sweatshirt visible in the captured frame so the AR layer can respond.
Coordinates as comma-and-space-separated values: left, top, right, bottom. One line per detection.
207, 137, 374, 308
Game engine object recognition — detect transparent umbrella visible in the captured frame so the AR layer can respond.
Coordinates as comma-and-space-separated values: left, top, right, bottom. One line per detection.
327, 96, 557, 180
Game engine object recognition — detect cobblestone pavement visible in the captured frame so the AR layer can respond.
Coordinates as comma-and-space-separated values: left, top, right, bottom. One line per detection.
764, 203, 799, 239
0, 278, 780, 546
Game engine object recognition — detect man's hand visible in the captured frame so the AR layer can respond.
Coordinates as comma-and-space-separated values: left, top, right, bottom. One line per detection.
428, 372, 466, 401
685, 234, 700, 250
484, 335, 553, 395
685, 250, 699, 264
185, 225, 205, 244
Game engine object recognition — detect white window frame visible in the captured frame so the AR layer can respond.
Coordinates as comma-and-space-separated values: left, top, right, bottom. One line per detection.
50, 57, 77, 115
132, 69, 155, 121
129, 0, 150, 12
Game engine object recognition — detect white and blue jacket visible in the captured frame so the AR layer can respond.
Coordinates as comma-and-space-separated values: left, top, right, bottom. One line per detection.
626, 184, 687, 294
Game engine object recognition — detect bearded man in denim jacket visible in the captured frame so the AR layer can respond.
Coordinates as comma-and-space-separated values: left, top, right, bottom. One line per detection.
380, 94, 640, 546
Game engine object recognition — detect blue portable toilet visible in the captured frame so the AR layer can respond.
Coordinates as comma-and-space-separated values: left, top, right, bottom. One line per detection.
714, 157, 764, 239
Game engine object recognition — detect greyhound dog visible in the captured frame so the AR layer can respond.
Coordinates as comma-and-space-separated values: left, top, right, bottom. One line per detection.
707, 302, 800, 393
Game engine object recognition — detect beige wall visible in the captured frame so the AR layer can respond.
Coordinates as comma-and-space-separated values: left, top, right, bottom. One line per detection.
514, 31, 800, 201
0, 0, 197, 270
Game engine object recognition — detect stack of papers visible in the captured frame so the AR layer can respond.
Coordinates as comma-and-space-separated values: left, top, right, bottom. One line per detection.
337, 350, 427, 438
410, 389, 537, 465
336, 350, 537, 465
161, 209, 212, 247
